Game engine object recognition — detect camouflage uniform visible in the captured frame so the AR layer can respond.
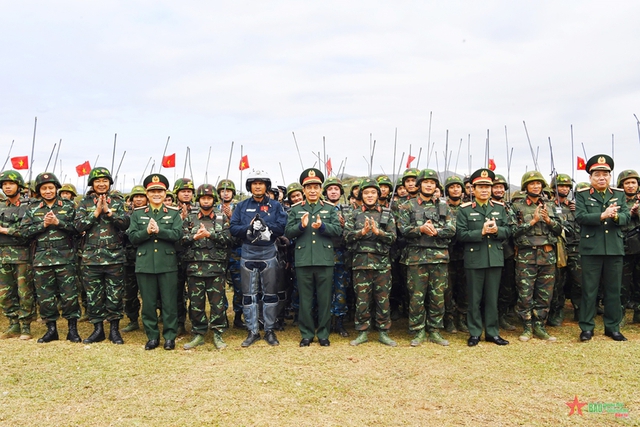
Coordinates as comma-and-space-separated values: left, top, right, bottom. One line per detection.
396, 186, 455, 340
0, 196, 35, 335
616, 171, 640, 322
216, 193, 242, 325
344, 203, 396, 332
511, 186, 563, 336
181, 204, 232, 337
446, 200, 465, 331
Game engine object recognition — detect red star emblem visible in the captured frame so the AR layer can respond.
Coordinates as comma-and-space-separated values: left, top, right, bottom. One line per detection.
566, 395, 587, 416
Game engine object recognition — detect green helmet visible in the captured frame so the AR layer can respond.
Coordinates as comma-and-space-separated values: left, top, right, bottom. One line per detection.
402, 168, 420, 185
358, 178, 381, 200
173, 178, 195, 193
492, 174, 509, 190
617, 170, 640, 188
34, 172, 61, 194
376, 175, 393, 189
88, 167, 113, 187
0, 170, 26, 189
165, 191, 176, 203
349, 178, 362, 198
322, 177, 344, 196
216, 179, 236, 196
195, 184, 218, 202
286, 182, 303, 199
575, 182, 590, 192
416, 169, 440, 187
511, 190, 526, 201
129, 185, 146, 198
444, 175, 464, 191
521, 171, 548, 189
549, 173, 572, 189
58, 183, 78, 197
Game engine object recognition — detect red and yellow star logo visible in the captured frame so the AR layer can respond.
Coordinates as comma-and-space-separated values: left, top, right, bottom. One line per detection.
566, 395, 587, 416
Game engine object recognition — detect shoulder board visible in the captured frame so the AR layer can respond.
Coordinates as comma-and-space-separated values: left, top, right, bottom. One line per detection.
611, 187, 623, 192
134, 205, 148, 211
291, 201, 303, 207
460, 202, 473, 208
491, 200, 504, 206
577, 187, 590, 193
165, 205, 180, 211
323, 200, 335, 207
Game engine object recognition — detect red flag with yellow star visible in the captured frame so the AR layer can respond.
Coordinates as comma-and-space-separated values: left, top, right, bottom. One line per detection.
162, 153, 176, 168
76, 161, 91, 177
577, 156, 586, 171
10, 156, 28, 170
239, 155, 249, 171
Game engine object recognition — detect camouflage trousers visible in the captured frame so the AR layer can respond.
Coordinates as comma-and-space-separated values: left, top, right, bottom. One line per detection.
352, 268, 391, 331
565, 252, 583, 306
515, 261, 555, 323
498, 258, 517, 316
187, 275, 228, 335
177, 264, 188, 324
331, 262, 350, 317
621, 254, 640, 308
228, 247, 242, 314
0, 263, 35, 323
407, 263, 448, 331
448, 259, 465, 316
81, 264, 124, 323
123, 264, 141, 321
549, 266, 566, 316
33, 264, 80, 322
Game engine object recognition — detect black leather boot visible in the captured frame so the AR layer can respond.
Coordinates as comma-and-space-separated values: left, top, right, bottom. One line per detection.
66, 319, 82, 343
109, 320, 124, 345
334, 315, 349, 337
83, 321, 106, 344
38, 321, 59, 343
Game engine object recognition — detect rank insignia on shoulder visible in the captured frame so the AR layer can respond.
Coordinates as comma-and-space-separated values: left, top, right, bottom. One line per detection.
134, 206, 148, 210
291, 201, 303, 207
165, 205, 179, 211
460, 202, 473, 208
577, 187, 591, 192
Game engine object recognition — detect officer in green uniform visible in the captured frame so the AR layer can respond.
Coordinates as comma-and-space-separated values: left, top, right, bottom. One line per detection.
456, 169, 511, 346
126, 174, 184, 350
576, 155, 630, 341
285, 168, 342, 347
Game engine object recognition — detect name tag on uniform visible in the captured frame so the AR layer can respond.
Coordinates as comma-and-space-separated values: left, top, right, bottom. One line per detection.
59, 211, 67, 214
470, 213, 480, 216
162, 216, 172, 219
320, 210, 329, 214
246, 208, 256, 212
589, 198, 597, 202
141, 216, 150, 219
610, 198, 618, 202
491, 211, 500, 215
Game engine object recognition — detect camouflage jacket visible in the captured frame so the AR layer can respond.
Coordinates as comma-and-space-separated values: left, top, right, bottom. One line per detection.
343, 204, 396, 270
447, 201, 465, 261
553, 198, 580, 250
75, 194, 130, 265
620, 194, 640, 234
0, 199, 31, 264
181, 208, 232, 276
511, 196, 563, 265
21, 197, 77, 267
396, 196, 455, 265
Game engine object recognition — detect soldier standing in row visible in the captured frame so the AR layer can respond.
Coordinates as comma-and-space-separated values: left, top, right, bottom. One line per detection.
174, 178, 197, 336
444, 175, 466, 333
21, 172, 82, 343
397, 169, 455, 347
127, 174, 184, 350
616, 170, 640, 325
344, 178, 397, 347
75, 167, 130, 344
182, 184, 233, 350
0, 170, 35, 340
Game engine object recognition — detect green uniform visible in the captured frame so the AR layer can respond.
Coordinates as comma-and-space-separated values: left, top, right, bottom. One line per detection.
127, 205, 184, 341
456, 200, 511, 337
575, 186, 630, 332
285, 200, 342, 340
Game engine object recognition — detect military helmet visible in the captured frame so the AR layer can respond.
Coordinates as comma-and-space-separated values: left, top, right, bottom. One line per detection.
286, 182, 303, 198
444, 175, 464, 190
35, 172, 61, 193
376, 175, 393, 188
195, 184, 217, 202
88, 167, 113, 187
521, 171, 548, 189
216, 179, 236, 196
323, 176, 344, 196
245, 170, 272, 192
511, 190, 526, 201
575, 182, 590, 192
0, 170, 26, 189
358, 177, 381, 199
129, 185, 147, 198
173, 178, 195, 193
549, 173, 572, 189
617, 170, 640, 188
416, 169, 440, 187
58, 183, 78, 197
164, 190, 176, 202
402, 168, 420, 185
348, 178, 362, 198
492, 174, 509, 190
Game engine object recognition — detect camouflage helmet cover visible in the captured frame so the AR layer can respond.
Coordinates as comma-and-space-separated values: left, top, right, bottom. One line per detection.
173, 177, 195, 193
35, 172, 62, 193
521, 171, 548, 189
358, 177, 381, 199
492, 174, 509, 190
88, 167, 113, 187
195, 184, 218, 202
322, 176, 344, 196
402, 168, 420, 184
416, 169, 440, 187
444, 174, 464, 190
0, 170, 26, 189
58, 183, 78, 197
616, 170, 640, 188
286, 182, 303, 198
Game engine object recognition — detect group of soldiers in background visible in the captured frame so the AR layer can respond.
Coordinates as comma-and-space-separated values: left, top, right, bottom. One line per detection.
0, 152, 636, 349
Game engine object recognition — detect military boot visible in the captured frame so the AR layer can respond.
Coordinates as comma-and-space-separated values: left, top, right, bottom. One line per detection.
38, 321, 59, 343
444, 315, 457, 334
109, 320, 124, 344
122, 319, 140, 332
547, 309, 564, 327
533, 322, 557, 342
499, 314, 517, 331
633, 309, 640, 324
378, 331, 397, 347
350, 331, 368, 346
410, 329, 427, 347
456, 313, 469, 333
19, 323, 32, 340
67, 319, 82, 343
213, 331, 227, 350
233, 313, 245, 329
428, 330, 450, 346
519, 323, 532, 342
334, 315, 349, 337
183, 334, 205, 350
83, 322, 105, 344
176, 322, 187, 337
0, 321, 20, 339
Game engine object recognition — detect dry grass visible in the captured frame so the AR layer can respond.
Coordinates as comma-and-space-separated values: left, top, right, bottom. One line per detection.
1, 296, 639, 427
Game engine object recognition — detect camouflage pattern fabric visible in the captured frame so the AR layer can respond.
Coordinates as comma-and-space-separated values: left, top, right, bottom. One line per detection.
351, 269, 391, 330
406, 263, 448, 331
447, 202, 464, 318
81, 264, 125, 322
123, 263, 141, 321
0, 264, 35, 323
515, 261, 555, 323
187, 275, 228, 334
331, 247, 350, 316
33, 264, 80, 321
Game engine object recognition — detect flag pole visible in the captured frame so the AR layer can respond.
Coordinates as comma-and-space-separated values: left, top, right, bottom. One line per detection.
111, 133, 117, 173
52, 139, 62, 174
2, 140, 14, 171
28, 117, 37, 195
240, 145, 244, 195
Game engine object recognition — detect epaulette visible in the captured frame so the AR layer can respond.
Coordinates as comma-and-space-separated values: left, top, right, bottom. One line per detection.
134, 205, 148, 210
323, 200, 335, 207
577, 187, 590, 192
611, 187, 623, 192
165, 205, 180, 211
291, 201, 303, 207
491, 200, 505, 206
460, 202, 473, 208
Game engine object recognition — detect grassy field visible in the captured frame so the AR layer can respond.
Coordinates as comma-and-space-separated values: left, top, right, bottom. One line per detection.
1, 298, 638, 427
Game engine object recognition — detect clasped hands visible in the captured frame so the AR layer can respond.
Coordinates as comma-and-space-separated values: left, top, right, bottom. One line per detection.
301, 212, 323, 229
94, 195, 113, 218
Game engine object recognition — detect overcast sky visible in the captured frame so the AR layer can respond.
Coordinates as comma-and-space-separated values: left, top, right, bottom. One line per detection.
2, 1, 640, 192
